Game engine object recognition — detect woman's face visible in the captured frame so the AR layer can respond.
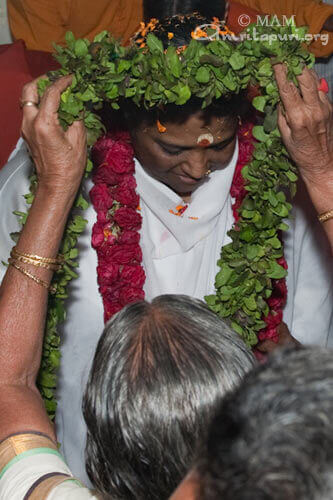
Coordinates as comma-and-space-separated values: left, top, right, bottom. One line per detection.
131, 111, 238, 197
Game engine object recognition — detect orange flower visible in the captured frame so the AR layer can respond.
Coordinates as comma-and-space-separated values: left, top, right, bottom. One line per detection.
157, 120, 167, 133
140, 43, 146, 48
168, 32, 174, 40
191, 28, 208, 39
219, 25, 235, 36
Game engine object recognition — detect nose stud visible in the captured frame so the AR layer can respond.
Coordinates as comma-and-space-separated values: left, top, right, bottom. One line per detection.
205, 169, 212, 177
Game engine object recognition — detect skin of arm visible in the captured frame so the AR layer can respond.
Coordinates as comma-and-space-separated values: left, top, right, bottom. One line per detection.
274, 63, 333, 252
238, 0, 333, 57
0, 75, 87, 442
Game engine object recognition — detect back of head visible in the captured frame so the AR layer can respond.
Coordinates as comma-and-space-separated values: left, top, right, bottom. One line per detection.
143, 0, 226, 24
197, 346, 333, 500
83, 295, 254, 500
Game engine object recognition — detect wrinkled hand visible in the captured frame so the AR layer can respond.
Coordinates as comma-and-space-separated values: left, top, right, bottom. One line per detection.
274, 64, 333, 187
21, 75, 87, 198
256, 322, 301, 355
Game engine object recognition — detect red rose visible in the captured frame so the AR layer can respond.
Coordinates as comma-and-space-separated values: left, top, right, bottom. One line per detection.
105, 142, 135, 174
258, 327, 279, 342
90, 183, 114, 211
100, 243, 142, 264
277, 257, 288, 270
120, 265, 146, 288
264, 310, 283, 329
92, 136, 117, 166
93, 164, 122, 186
113, 177, 139, 207
238, 141, 254, 166
114, 207, 142, 230
119, 286, 145, 306
92, 222, 105, 249
97, 210, 108, 224
118, 230, 140, 245
97, 262, 119, 287
92, 222, 117, 249
103, 298, 123, 323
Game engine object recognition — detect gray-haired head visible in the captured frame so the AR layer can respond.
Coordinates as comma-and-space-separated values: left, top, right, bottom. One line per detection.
197, 345, 333, 500
83, 294, 254, 500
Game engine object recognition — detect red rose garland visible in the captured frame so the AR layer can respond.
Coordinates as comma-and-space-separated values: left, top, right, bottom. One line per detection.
91, 125, 287, 346
91, 132, 145, 323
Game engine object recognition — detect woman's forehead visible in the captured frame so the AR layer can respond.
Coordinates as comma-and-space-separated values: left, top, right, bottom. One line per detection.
142, 112, 236, 145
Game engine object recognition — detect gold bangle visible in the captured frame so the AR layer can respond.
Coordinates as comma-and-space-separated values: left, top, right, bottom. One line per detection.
10, 249, 61, 271
318, 209, 333, 223
9, 258, 55, 293
12, 247, 64, 265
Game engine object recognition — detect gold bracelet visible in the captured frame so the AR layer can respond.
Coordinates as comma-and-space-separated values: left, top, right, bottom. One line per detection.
318, 209, 333, 223
12, 247, 64, 265
10, 249, 61, 271
9, 258, 55, 293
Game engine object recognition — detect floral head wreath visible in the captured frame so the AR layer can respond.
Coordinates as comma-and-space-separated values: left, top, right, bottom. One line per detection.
28, 19, 314, 416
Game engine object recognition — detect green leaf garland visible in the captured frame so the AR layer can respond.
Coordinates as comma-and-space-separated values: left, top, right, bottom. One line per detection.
12, 20, 314, 415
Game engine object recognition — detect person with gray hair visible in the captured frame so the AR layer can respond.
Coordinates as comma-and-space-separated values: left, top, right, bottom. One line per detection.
172, 345, 333, 500
83, 294, 254, 500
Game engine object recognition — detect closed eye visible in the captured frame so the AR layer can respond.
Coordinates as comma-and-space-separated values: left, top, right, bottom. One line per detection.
160, 144, 183, 156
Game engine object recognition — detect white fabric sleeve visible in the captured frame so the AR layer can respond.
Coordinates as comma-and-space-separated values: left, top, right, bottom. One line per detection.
284, 183, 333, 346
0, 141, 33, 284
0, 450, 98, 499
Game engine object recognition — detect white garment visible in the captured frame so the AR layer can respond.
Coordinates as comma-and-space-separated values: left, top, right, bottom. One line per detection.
0, 140, 332, 485
0, 449, 99, 499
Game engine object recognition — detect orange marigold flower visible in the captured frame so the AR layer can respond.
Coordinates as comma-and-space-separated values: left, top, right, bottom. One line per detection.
191, 28, 208, 39
168, 32, 174, 40
157, 120, 167, 133
140, 43, 146, 48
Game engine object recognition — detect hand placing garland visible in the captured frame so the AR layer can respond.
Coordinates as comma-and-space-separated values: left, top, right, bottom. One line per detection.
14, 19, 314, 416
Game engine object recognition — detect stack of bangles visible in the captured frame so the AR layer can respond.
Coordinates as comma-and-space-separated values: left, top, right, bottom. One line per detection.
318, 209, 333, 224
8, 247, 64, 293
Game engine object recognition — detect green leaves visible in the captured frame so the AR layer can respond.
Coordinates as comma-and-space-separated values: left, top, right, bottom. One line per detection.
166, 46, 182, 78
25, 24, 306, 412
267, 261, 288, 279
146, 33, 164, 55
196, 67, 210, 83
229, 53, 245, 70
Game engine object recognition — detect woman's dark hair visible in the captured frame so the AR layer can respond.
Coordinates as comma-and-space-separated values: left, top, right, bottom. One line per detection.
101, 0, 250, 132
83, 295, 254, 500
143, 0, 226, 24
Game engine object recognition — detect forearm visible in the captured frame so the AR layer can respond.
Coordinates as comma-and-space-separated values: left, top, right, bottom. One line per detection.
303, 173, 333, 252
0, 185, 77, 385
304, 176, 333, 252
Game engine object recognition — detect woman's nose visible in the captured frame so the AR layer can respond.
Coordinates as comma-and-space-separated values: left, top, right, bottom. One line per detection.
183, 152, 209, 179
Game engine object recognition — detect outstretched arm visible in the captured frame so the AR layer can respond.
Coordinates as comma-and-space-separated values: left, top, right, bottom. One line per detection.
0, 75, 87, 441
274, 64, 333, 252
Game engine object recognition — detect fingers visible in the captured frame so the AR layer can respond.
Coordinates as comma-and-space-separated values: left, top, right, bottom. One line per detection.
295, 66, 321, 106
277, 104, 291, 140
273, 63, 302, 111
21, 76, 42, 123
38, 75, 73, 125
